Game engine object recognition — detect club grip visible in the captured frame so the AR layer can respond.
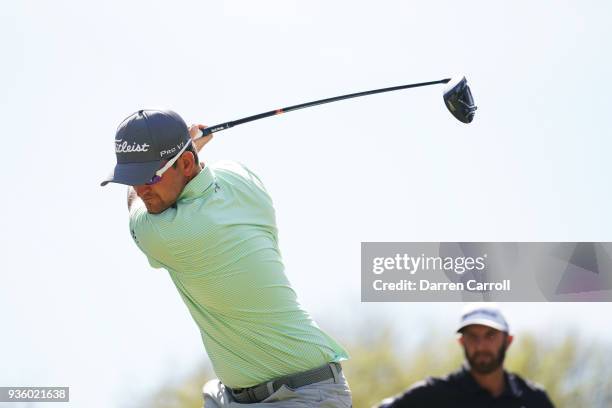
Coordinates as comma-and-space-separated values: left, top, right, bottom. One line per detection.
194, 123, 232, 140
197, 127, 213, 138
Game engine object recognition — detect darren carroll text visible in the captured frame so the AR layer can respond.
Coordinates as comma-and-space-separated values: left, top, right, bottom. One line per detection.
373, 279, 511, 292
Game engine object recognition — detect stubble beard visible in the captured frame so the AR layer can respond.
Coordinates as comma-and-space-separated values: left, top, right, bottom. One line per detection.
465, 342, 507, 375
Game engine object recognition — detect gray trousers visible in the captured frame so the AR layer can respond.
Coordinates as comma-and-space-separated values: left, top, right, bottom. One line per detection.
203, 371, 352, 407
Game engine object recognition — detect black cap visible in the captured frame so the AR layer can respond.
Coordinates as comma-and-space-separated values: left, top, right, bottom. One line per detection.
101, 109, 191, 186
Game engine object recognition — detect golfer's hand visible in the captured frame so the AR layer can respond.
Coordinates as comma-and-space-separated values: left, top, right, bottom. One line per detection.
189, 124, 213, 153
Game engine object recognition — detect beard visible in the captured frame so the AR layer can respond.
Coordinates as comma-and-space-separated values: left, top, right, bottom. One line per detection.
464, 341, 508, 374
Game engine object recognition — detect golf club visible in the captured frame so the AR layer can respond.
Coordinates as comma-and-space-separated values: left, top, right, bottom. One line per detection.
195, 75, 477, 140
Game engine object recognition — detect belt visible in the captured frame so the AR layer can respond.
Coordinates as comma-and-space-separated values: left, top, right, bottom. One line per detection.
228, 362, 342, 404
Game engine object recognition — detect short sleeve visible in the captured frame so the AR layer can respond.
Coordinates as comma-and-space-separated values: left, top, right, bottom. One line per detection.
129, 201, 165, 269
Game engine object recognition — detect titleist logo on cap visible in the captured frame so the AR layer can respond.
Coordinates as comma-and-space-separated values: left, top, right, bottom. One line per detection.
115, 139, 150, 153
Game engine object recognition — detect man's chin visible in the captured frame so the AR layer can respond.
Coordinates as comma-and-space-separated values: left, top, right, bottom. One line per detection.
144, 203, 163, 214
471, 356, 504, 374
145, 202, 172, 214
471, 362, 499, 375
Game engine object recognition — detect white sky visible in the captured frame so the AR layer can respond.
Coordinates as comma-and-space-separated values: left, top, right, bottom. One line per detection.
2, 0, 612, 407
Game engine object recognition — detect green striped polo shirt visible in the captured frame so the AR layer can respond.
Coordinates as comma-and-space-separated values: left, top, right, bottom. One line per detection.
128, 160, 348, 388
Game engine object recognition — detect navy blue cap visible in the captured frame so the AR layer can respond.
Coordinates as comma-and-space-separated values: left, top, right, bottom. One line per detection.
101, 109, 191, 186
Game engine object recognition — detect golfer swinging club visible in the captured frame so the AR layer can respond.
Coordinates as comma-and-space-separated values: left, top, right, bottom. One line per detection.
101, 110, 352, 407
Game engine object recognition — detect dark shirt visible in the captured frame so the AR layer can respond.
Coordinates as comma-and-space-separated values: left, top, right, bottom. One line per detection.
379, 366, 555, 408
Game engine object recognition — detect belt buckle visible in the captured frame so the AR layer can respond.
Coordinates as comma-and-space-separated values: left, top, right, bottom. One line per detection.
230, 385, 264, 404
229, 387, 248, 403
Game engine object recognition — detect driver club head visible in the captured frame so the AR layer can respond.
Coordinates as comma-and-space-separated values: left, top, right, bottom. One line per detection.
443, 76, 477, 124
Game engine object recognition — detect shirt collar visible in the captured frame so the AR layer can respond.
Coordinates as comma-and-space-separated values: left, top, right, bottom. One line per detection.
178, 164, 216, 202
457, 364, 482, 394
458, 364, 521, 398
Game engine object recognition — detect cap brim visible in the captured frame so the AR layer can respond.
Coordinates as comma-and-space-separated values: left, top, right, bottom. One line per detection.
457, 318, 508, 333
100, 161, 162, 187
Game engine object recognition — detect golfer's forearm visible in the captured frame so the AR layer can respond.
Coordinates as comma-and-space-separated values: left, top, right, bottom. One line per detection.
193, 137, 208, 153
191, 125, 213, 153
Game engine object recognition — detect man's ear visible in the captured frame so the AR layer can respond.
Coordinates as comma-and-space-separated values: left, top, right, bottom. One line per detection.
505, 334, 514, 348
179, 151, 197, 175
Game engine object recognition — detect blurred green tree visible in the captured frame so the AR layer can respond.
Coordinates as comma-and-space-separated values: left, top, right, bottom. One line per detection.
134, 328, 612, 408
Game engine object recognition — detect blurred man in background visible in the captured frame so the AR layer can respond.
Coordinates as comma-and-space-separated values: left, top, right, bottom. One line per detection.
101, 110, 352, 407
377, 304, 554, 407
